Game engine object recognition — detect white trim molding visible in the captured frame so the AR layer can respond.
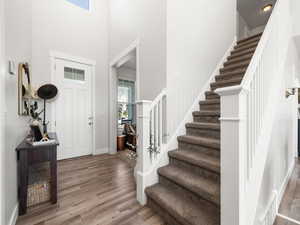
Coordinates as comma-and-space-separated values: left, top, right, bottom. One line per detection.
109, 39, 140, 155
260, 191, 278, 225
277, 214, 300, 225
94, 148, 109, 155
219, 117, 243, 122
110, 39, 140, 67
278, 160, 295, 206
0, 111, 6, 225
49, 51, 96, 66
8, 204, 18, 225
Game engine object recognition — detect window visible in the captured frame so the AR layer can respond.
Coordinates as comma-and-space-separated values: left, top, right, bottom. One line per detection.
64, 67, 85, 81
118, 80, 136, 124
66, 0, 90, 10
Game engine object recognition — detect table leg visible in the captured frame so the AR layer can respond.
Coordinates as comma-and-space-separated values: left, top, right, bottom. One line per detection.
50, 148, 57, 204
19, 151, 28, 215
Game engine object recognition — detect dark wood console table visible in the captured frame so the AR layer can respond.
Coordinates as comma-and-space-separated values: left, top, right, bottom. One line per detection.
16, 133, 59, 215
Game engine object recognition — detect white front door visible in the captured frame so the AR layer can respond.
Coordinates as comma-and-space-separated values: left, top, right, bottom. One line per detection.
54, 59, 93, 160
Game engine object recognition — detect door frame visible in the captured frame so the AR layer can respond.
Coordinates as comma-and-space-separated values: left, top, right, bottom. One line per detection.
50, 51, 97, 157
109, 39, 140, 155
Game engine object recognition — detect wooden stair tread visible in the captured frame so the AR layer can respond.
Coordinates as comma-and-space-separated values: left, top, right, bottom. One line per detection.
177, 135, 220, 150
146, 184, 220, 225
235, 36, 261, 48
234, 41, 259, 52
229, 47, 256, 59
158, 165, 220, 205
193, 111, 220, 116
211, 77, 243, 86
237, 32, 263, 44
145, 33, 262, 225
220, 61, 250, 73
215, 72, 245, 81
186, 122, 220, 130
224, 54, 253, 66
169, 149, 220, 174
199, 99, 220, 105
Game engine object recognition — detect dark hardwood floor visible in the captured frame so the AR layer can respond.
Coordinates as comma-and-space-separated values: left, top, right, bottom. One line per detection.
16, 154, 165, 225
275, 159, 300, 225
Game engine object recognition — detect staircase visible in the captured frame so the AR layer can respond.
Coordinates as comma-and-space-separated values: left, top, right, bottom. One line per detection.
145, 33, 263, 225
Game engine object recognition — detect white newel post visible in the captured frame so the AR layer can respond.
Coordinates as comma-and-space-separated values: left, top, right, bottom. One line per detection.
135, 100, 152, 205
215, 86, 248, 225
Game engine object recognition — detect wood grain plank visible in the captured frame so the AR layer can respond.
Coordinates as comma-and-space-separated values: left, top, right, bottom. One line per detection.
16, 154, 164, 225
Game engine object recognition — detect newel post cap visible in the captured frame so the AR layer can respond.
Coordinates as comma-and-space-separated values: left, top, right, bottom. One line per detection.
215, 85, 250, 97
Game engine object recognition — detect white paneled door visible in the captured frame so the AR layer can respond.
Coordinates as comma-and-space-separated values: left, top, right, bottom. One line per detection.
54, 59, 93, 160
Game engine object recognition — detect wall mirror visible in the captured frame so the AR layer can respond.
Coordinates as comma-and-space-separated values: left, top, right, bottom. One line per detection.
18, 63, 38, 116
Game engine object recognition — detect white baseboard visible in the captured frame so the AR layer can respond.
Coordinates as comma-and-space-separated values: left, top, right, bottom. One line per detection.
259, 190, 278, 225
277, 213, 300, 225
94, 148, 109, 155
8, 204, 18, 225
273, 160, 299, 225
278, 160, 295, 207
259, 152, 296, 225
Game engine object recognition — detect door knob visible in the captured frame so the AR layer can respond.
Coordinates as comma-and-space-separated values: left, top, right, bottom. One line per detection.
88, 122, 93, 126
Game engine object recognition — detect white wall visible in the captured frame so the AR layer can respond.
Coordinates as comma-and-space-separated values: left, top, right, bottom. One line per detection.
109, 0, 166, 100
0, 0, 5, 223
255, 39, 300, 223
249, 25, 266, 36
5, 0, 32, 223
254, 2, 300, 220
291, 0, 300, 36
237, 11, 266, 41
4, 0, 109, 224
166, 0, 237, 138
31, 0, 109, 152
237, 11, 250, 40
117, 67, 136, 81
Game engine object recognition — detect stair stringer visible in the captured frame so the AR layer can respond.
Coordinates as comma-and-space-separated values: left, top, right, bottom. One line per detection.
136, 37, 237, 205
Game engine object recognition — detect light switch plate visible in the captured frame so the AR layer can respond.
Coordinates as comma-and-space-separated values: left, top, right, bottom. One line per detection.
8, 60, 16, 75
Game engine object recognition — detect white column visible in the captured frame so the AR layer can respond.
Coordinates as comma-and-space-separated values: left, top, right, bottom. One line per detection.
135, 100, 152, 205
215, 86, 248, 225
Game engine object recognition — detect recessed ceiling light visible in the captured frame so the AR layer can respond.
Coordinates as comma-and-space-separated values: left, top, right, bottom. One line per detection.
262, 4, 273, 12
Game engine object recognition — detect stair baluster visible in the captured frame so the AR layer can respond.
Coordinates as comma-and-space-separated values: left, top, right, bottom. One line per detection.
135, 89, 167, 204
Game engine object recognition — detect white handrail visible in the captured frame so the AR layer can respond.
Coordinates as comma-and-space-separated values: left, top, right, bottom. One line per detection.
151, 89, 166, 109
241, 0, 291, 180
241, 0, 280, 89
216, 0, 293, 224
135, 89, 167, 205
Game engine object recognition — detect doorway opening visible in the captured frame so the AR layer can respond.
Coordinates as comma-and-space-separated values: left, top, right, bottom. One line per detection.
117, 67, 137, 167
109, 40, 140, 167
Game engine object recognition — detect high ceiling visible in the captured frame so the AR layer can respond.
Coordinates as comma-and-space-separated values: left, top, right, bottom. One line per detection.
238, 0, 277, 28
